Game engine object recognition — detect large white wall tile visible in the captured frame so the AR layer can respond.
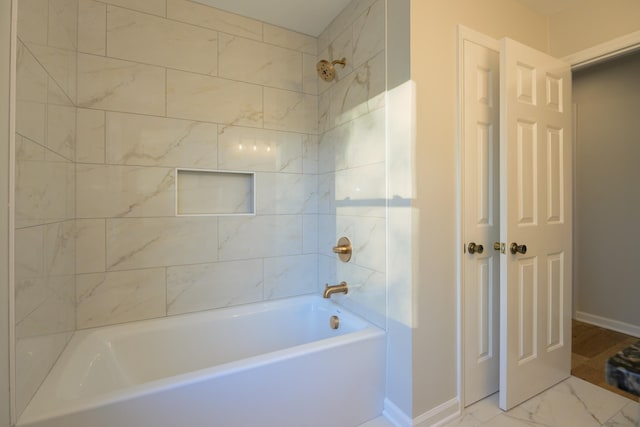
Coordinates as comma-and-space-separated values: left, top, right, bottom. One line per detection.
76, 219, 106, 274
263, 24, 317, 55
264, 88, 317, 134
16, 272, 75, 338
15, 225, 44, 283
218, 215, 302, 260
167, 0, 262, 40
48, 0, 78, 51
15, 221, 75, 338
317, 254, 336, 290
256, 173, 317, 214
167, 70, 262, 126
76, 268, 166, 328
15, 220, 76, 336
16, 42, 48, 104
339, 107, 386, 169
325, 50, 385, 130
322, 258, 386, 328
167, 259, 263, 315
15, 134, 44, 163
264, 254, 318, 299
76, 164, 175, 218
101, 0, 166, 17
317, 215, 337, 260
107, 6, 218, 76
78, 0, 106, 55
47, 77, 74, 106
44, 220, 75, 277
17, 0, 49, 45
302, 134, 318, 174
352, 0, 385, 68
302, 54, 318, 96
106, 217, 218, 271
218, 126, 302, 173
365, 50, 386, 112
350, 215, 386, 272
77, 54, 166, 115
219, 34, 301, 91
46, 104, 76, 160
335, 163, 386, 218
302, 214, 318, 254
319, 107, 385, 173
15, 144, 74, 227
76, 108, 105, 163
26, 42, 78, 103
16, 101, 46, 145
322, 0, 376, 49
318, 88, 331, 134
106, 112, 218, 168
15, 333, 72, 417
317, 173, 336, 214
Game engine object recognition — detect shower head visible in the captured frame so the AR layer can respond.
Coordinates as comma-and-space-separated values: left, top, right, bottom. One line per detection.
316, 58, 347, 82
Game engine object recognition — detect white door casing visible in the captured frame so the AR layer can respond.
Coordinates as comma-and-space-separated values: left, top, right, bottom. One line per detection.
462, 38, 501, 407
499, 38, 573, 410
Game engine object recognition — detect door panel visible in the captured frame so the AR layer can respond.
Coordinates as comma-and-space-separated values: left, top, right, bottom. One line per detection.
463, 39, 500, 406
499, 38, 572, 410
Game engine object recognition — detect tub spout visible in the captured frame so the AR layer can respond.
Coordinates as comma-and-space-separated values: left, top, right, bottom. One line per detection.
323, 282, 348, 298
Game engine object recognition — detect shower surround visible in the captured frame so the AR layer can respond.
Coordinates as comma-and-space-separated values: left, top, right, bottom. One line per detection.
14, 0, 387, 419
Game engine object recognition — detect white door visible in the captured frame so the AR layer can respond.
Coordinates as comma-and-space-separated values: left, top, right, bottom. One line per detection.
498, 38, 573, 410
462, 39, 501, 406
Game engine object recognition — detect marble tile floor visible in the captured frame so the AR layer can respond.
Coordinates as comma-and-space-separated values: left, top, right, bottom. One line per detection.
362, 321, 640, 427
359, 376, 638, 427
442, 376, 638, 427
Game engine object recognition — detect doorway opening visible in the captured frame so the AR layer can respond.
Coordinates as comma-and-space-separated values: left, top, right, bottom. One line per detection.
570, 50, 640, 400
458, 27, 640, 410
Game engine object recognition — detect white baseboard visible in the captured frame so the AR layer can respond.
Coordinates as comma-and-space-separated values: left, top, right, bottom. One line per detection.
383, 397, 461, 427
575, 311, 640, 338
383, 398, 411, 427
413, 397, 460, 427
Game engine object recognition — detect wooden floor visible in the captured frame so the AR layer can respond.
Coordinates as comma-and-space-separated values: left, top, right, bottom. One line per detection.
572, 319, 639, 401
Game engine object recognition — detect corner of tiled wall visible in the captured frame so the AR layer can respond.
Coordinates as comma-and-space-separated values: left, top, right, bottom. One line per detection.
15, 0, 79, 416
316, 0, 388, 328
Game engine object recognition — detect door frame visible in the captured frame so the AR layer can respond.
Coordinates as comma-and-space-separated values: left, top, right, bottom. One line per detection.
563, 30, 640, 70
456, 25, 640, 409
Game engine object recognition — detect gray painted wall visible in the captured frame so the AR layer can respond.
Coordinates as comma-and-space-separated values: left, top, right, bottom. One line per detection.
573, 52, 640, 330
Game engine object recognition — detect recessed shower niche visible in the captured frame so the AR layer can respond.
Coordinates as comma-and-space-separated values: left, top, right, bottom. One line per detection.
176, 169, 255, 216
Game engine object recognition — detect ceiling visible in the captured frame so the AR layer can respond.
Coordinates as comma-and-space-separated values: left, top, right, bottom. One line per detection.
195, 0, 585, 38
193, 0, 352, 36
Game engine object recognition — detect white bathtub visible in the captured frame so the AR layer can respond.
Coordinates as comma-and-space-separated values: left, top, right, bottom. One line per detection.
17, 295, 386, 427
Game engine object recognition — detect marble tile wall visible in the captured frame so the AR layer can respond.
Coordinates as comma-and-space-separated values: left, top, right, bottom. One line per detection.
316, 0, 387, 327
73, 0, 320, 330
15, 0, 78, 416
13, 0, 388, 416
